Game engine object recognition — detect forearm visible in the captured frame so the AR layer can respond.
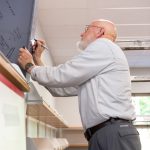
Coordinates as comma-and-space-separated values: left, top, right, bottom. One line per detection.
32, 39, 45, 66
30, 41, 114, 88
28, 66, 78, 97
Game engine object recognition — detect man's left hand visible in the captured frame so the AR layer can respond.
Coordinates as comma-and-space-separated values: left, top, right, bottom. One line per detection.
18, 47, 34, 70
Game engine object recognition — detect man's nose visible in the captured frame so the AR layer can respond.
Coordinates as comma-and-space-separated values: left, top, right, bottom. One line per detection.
80, 32, 84, 37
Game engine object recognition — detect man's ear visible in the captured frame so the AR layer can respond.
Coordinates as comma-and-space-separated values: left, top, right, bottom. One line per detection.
97, 28, 105, 38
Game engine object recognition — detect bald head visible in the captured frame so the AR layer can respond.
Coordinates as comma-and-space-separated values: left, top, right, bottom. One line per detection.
78, 19, 117, 50
91, 19, 117, 42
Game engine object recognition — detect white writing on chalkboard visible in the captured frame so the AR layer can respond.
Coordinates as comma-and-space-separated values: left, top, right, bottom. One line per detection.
0, 0, 36, 64
6, 0, 16, 16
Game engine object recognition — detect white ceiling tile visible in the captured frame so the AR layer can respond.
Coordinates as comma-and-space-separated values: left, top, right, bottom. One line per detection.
46, 37, 79, 50
38, 0, 150, 67
42, 25, 82, 38
87, 8, 150, 24
117, 25, 150, 37
39, 0, 87, 9
87, 0, 150, 8
39, 9, 88, 26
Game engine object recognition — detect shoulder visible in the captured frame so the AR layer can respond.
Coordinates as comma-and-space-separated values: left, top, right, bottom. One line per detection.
84, 38, 114, 56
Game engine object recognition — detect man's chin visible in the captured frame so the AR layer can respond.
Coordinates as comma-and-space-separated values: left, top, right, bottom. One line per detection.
76, 41, 87, 51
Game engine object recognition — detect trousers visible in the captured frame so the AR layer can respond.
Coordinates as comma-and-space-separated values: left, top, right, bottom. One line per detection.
88, 120, 141, 150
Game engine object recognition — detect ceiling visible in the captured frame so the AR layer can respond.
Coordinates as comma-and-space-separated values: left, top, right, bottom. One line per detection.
38, 0, 150, 67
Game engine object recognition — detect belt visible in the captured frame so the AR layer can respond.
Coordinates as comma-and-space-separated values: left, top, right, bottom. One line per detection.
84, 118, 132, 141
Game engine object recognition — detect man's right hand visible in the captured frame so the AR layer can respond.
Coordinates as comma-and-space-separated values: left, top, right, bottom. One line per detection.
32, 39, 45, 66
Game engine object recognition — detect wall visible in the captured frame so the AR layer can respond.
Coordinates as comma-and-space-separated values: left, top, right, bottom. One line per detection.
130, 68, 150, 76
31, 18, 55, 107
55, 97, 82, 127
27, 18, 57, 138
35, 18, 54, 67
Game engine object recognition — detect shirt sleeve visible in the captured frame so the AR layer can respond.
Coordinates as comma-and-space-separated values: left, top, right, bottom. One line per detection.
31, 40, 114, 88
46, 86, 78, 97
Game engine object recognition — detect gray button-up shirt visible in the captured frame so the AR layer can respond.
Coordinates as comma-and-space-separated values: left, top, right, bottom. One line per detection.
31, 38, 135, 130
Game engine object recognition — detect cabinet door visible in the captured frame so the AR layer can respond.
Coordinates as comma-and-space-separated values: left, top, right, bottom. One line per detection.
0, 82, 26, 150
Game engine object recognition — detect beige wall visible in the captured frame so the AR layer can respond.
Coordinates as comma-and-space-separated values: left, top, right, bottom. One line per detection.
27, 19, 57, 138
55, 97, 82, 127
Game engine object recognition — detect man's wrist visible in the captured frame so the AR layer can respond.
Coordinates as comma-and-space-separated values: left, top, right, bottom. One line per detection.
33, 57, 44, 66
25, 62, 35, 74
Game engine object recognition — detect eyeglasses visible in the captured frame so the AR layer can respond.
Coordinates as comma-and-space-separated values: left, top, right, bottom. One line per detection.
84, 25, 103, 32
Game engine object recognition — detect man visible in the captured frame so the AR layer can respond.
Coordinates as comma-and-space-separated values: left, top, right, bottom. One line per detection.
18, 19, 141, 150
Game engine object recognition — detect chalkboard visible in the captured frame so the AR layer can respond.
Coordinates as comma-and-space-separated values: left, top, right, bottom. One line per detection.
0, 0, 36, 64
